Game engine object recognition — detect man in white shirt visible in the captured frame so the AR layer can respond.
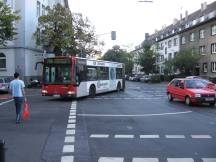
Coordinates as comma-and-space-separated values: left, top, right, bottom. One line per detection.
9, 72, 25, 124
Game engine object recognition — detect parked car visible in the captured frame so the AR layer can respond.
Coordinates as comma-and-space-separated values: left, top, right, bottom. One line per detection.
0, 77, 11, 93
140, 75, 151, 82
167, 78, 216, 106
27, 79, 41, 88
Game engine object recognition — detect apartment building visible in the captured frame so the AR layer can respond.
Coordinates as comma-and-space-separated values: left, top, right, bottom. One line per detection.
136, 1, 216, 79
0, 0, 68, 82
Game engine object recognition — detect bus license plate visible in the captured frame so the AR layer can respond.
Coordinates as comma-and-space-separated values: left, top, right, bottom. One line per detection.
53, 94, 60, 97
205, 97, 214, 101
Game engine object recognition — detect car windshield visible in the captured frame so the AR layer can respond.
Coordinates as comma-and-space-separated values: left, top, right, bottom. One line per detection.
185, 80, 206, 89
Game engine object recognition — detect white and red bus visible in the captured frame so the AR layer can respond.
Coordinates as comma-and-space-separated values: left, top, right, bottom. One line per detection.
41, 56, 125, 98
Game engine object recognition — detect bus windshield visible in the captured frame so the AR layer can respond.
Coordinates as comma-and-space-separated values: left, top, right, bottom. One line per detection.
43, 64, 72, 84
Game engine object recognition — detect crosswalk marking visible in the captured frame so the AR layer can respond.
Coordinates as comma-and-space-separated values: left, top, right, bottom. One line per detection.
64, 136, 75, 143
62, 145, 74, 153
68, 119, 76, 123
167, 158, 194, 162
90, 134, 109, 138
191, 135, 212, 139
61, 156, 74, 162
67, 124, 76, 129
66, 129, 75, 135
133, 158, 159, 162
114, 135, 134, 138
140, 135, 160, 138
98, 157, 124, 162
165, 135, 185, 138
202, 158, 216, 162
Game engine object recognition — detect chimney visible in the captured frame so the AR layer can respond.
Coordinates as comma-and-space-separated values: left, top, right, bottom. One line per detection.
145, 33, 149, 40
185, 10, 188, 20
180, 13, 183, 20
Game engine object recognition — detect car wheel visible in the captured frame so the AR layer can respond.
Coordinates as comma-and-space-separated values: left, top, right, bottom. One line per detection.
185, 96, 192, 106
209, 102, 215, 107
167, 93, 173, 101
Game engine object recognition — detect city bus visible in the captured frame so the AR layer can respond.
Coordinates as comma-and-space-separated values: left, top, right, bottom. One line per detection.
40, 56, 125, 98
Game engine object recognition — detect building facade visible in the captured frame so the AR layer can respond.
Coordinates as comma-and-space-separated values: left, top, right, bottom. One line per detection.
135, 1, 216, 80
0, 0, 68, 82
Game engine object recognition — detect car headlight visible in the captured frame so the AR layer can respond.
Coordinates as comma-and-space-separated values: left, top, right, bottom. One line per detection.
195, 94, 201, 98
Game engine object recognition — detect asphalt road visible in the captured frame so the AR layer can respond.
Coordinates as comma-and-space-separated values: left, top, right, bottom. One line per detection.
1, 81, 216, 162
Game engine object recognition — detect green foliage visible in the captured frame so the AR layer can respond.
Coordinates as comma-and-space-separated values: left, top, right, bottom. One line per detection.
35, 4, 101, 56
138, 43, 156, 74
172, 48, 201, 75
102, 46, 133, 75
0, 2, 20, 46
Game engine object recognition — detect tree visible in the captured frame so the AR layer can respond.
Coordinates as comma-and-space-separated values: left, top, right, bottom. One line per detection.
172, 48, 201, 75
138, 43, 156, 74
35, 4, 101, 56
102, 45, 133, 75
0, 2, 20, 46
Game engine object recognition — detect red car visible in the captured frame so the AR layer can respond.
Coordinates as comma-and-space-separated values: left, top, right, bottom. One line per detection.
167, 78, 216, 106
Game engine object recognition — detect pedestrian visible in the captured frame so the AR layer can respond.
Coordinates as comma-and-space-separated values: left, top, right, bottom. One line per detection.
9, 72, 26, 124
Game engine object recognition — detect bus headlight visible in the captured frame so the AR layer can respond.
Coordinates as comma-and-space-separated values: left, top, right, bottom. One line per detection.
67, 91, 74, 95
42, 90, 48, 94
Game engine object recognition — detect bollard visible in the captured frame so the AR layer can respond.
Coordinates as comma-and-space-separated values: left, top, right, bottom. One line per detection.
0, 139, 5, 162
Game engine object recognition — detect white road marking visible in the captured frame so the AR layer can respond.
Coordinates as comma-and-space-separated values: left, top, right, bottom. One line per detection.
66, 129, 75, 135
68, 119, 76, 123
62, 145, 74, 153
98, 157, 124, 162
70, 110, 76, 112
90, 134, 109, 138
64, 136, 75, 143
167, 158, 194, 162
165, 135, 185, 139
67, 124, 76, 129
70, 112, 76, 115
69, 116, 76, 119
202, 158, 216, 162
133, 158, 159, 162
191, 135, 212, 139
140, 135, 160, 138
78, 111, 192, 117
0, 99, 14, 106
61, 156, 74, 162
114, 135, 134, 138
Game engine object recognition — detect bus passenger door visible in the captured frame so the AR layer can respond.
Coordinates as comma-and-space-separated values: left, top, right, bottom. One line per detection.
109, 67, 116, 90
76, 63, 88, 97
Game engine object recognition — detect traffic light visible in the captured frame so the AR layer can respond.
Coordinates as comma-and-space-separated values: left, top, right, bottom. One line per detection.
111, 31, 116, 40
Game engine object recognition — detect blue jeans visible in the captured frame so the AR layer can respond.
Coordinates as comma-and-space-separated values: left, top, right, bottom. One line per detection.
14, 97, 24, 122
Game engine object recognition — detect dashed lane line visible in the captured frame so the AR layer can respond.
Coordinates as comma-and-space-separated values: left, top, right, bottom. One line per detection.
61, 101, 77, 162
133, 158, 159, 162
191, 135, 212, 139
98, 157, 124, 162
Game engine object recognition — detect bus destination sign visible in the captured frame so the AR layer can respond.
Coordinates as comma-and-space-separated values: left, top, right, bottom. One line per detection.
46, 58, 71, 64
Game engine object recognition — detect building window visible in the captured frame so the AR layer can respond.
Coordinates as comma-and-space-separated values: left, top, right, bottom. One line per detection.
181, 36, 185, 44
42, 5, 45, 15
199, 29, 205, 39
160, 43, 164, 50
0, 53, 6, 69
211, 25, 216, 35
211, 62, 216, 72
199, 45, 206, 55
37, 1, 41, 17
211, 43, 216, 54
168, 40, 172, 48
165, 47, 167, 54
203, 63, 207, 73
190, 33, 195, 42
173, 38, 178, 46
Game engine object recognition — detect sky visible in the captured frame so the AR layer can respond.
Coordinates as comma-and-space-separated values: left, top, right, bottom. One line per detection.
69, 0, 215, 53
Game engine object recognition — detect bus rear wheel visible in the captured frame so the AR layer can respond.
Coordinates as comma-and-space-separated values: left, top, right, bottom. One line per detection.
89, 85, 96, 98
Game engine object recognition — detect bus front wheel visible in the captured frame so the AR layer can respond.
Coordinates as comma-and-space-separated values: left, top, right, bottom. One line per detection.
117, 82, 121, 92
89, 85, 96, 98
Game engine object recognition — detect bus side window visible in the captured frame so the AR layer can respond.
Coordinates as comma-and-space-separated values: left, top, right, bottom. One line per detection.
87, 67, 97, 81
